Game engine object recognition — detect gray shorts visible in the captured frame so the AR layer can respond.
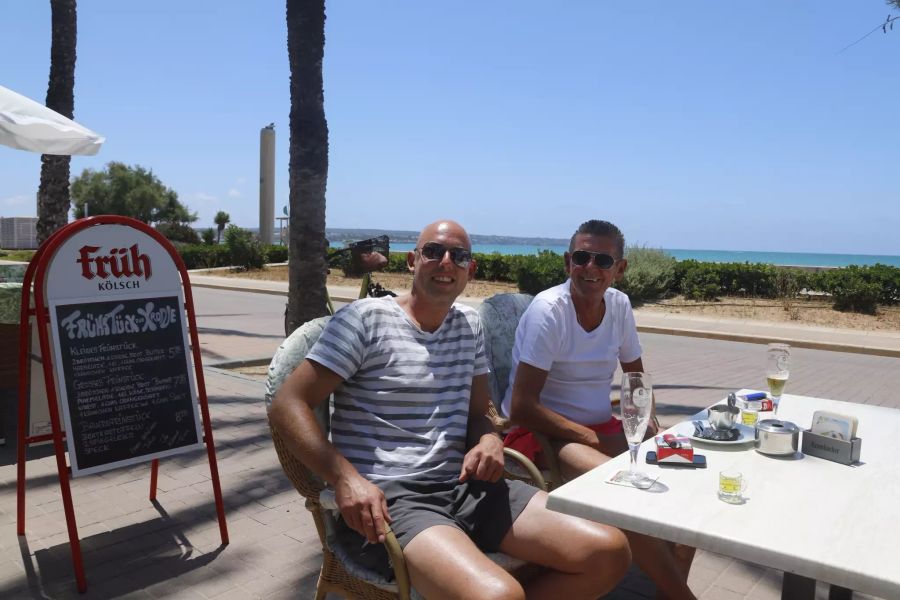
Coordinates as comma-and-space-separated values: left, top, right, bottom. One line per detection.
333, 478, 540, 580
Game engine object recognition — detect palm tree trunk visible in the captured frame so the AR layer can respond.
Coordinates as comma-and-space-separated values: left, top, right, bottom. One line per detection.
36, 0, 78, 245
285, 0, 329, 333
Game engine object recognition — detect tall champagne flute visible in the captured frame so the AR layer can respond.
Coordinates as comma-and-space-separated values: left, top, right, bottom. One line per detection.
766, 343, 791, 414
620, 372, 653, 485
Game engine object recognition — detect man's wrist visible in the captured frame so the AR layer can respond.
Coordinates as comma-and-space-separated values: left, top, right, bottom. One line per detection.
479, 432, 503, 446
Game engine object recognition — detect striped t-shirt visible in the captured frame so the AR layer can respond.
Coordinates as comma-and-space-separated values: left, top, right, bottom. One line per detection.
307, 297, 488, 483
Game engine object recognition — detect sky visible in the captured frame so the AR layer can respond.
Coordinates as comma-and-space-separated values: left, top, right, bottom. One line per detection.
2, 1, 899, 255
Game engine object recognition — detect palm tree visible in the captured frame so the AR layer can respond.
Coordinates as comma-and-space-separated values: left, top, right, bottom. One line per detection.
285, 0, 329, 333
214, 210, 230, 244
36, 0, 78, 244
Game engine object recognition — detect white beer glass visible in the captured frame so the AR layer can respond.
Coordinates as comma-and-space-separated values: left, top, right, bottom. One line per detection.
620, 372, 653, 485
766, 343, 791, 414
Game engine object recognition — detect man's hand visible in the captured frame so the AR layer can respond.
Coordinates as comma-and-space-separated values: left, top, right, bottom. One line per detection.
459, 434, 504, 483
334, 473, 392, 544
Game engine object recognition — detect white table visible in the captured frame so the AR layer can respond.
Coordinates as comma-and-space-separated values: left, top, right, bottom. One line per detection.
546, 392, 900, 599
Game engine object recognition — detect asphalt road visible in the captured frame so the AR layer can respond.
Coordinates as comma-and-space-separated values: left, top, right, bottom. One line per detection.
191, 287, 900, 422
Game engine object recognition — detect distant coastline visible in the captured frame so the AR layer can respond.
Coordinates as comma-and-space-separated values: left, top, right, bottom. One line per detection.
256, 227, 900, 269
323, 228, 900, 268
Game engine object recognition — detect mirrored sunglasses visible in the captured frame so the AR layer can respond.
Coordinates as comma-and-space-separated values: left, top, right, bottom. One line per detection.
417, 242, 473, 268
570, 249, 617, 270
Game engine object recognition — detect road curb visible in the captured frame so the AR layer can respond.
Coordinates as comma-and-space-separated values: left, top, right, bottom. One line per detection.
190, 281, 359, 304
637, 325, 900, 359
206, 356, 275, 369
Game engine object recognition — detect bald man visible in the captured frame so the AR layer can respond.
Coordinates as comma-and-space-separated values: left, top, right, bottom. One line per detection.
270, 220, 631, 600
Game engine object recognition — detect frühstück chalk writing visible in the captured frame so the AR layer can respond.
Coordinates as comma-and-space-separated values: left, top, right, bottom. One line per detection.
60, 301, 178, 340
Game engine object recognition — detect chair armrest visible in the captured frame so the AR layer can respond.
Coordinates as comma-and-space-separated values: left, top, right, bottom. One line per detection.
503, 447, 547, 491
319, 488, 338, 510
319, 487, 413, 599
533, 432, 564, 490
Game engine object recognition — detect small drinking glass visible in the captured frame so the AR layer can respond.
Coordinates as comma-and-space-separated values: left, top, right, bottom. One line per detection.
766, 343, 791, 414
741, 401, 760, 427
620, 372, 653, 487
718, 470, 748, 504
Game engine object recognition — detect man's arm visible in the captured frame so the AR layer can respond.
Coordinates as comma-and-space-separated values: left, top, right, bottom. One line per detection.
269, 359, 391, 544
620, 356, 659, 437
508, 362, 607, 449
458, 374, 504, 483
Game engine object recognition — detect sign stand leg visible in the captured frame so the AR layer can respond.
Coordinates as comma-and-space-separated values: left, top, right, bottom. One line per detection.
149, 459, 159, 501
185, 285, 229, 547
16, 268, 36, 537
53, 442, 87, 592
16, 316, 30, 535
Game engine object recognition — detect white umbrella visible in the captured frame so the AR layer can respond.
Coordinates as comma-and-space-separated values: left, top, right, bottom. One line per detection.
0, 84, 104, 156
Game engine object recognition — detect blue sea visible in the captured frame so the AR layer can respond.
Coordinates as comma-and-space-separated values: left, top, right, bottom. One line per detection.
385, 243, 900, 268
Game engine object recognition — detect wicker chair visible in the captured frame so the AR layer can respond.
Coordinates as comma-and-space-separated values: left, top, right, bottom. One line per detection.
265, 316, 545, 600
478, 293, 566, 489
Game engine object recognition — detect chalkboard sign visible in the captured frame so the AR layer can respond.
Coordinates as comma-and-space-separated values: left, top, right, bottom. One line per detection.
52, 295, 202, 475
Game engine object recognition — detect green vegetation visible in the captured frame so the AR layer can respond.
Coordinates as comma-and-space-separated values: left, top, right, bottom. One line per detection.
617, 246, 676, 305
71, 162, 197, 227
169, 243, 900, 315
223, 225, 267, 270
214, 211, 230, 244
673, 260, 899, 314
0, 249, 37, 262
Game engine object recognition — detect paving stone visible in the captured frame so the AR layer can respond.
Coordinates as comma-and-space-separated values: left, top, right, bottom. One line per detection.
1, 320, 897, 599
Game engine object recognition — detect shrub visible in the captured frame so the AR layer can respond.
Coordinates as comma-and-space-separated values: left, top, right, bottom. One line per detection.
178, 244, 229, 269
615, 246, 675, 304
266, 245, 289, 263
679, 262, 722, 300
515, 251, 567, 295
200, 228, 216, 245
863, 263, 900, 306
774, 269, 801, 318
719, 262, 778, 297
155, 222, 200, 244
474, 252, 515, 282
824, 267, 880, 314
385, 251, 409, 273
223, 225, 267, 270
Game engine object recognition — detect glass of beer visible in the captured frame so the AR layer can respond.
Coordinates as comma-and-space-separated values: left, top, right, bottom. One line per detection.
765, 343, 791, 413
621, 372, 653, 486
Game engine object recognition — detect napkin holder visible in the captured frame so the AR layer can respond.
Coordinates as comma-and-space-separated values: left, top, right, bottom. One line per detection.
801, 430, 861, 465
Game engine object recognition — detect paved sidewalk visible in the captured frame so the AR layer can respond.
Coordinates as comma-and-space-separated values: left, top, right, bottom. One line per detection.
0, 272, 895, 599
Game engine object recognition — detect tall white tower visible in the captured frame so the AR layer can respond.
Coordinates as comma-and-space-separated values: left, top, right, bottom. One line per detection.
259, 124, 276, 245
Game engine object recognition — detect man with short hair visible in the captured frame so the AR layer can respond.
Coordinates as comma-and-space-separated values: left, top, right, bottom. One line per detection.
503, 219, 696, 600
270, 219, 631, 600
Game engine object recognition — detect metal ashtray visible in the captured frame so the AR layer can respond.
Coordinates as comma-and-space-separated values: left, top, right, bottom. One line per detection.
755, 419, 800, 456
697, 426, 740, 442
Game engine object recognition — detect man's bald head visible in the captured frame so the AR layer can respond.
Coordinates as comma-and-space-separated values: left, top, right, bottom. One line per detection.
416, 220, 472, 250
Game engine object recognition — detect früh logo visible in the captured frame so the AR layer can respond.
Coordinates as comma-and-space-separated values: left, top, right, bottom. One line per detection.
76, 244, 153, 281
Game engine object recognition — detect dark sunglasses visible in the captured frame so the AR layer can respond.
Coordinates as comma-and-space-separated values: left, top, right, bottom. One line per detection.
570, 249, 618, 270
417, 242, 473, 268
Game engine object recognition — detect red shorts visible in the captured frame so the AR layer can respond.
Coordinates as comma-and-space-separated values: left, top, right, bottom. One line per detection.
503, 418, 624, 464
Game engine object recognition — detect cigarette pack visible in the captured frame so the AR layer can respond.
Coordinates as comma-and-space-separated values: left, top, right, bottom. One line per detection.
738, 393, 774, 411
654, 434, 694, 464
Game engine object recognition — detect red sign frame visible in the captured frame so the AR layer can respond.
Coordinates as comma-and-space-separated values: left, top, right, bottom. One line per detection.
16, 215, 229, 592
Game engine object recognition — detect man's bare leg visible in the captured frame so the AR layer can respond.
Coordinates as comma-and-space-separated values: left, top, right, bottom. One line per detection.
498, 491, 631, 599
404, 525, 526, 600
552, 439, 697, 600
403, 493, 631, 600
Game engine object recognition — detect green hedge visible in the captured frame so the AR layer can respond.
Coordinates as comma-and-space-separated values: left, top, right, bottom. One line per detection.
172, 243, 900, 315
616, 247, 675, 304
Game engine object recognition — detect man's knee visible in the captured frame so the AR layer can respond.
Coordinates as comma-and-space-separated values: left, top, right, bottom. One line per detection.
571, 524, 631, 581
553, 440, 611, 479
477, 576, 526, 600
